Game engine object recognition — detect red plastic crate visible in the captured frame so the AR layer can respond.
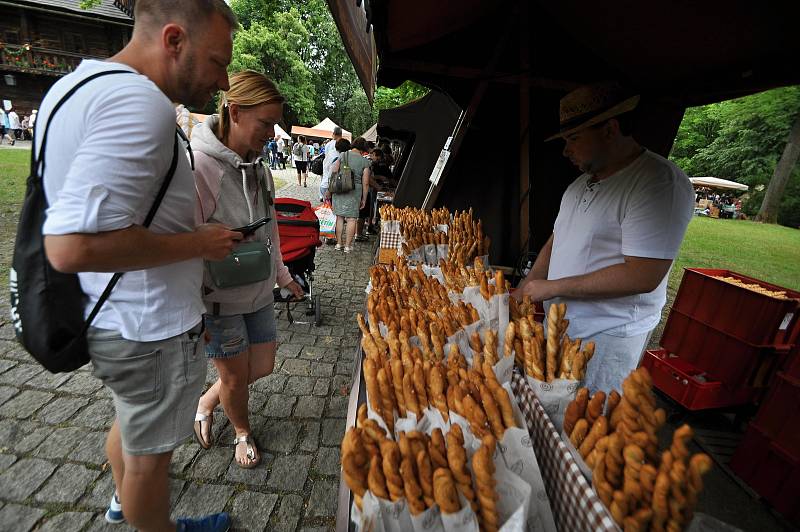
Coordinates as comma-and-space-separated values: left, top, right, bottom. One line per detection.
671, 268, 800, 346
640, 349, 762, 410
660, 310, 788, 390
752, 372, 800, 457
784, 343, 800, 379
730, 424, 800, 524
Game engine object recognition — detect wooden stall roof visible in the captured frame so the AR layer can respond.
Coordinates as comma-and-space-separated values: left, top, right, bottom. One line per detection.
325, 0, 377, 104
335, 0, 800, 108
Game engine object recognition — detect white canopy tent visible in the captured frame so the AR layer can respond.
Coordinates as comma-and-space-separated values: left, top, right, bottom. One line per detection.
361, 123, 378, 142
690, 177, 749, 191
311, 117, 352, 140
274, 124, 291, 140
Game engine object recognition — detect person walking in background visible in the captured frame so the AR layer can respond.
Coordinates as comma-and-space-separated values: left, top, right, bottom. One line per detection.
7, 108, 20, 140
37, 1, 240, 530
191, 70, 304, 469
321, 126, 343, 203
0, 107, 8, 145
276, 135, 286, 169
267, 137, 278, 169
354, 140, 374, 241
293, 134, 309, 186
2, 107, 14, 145
330, 136, 371, 253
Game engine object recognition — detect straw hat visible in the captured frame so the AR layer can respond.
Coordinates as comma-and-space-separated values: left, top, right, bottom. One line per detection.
546, 81, 639, 141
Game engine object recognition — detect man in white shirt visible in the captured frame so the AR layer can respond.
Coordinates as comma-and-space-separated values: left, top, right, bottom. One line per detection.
321, 126, 342, 202
276, 135, 285, 169
516, 82, 694, 394
39, 2, 240, 531
7, 108, 20, 136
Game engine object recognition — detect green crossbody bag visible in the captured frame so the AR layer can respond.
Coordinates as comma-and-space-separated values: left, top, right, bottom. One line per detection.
207, 240, 272, 289
206, 160, 274, 289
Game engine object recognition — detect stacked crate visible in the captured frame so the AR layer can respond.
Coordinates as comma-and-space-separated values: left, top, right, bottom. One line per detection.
730, 341, 800, 525
638, 268, 800, 523
641, 268, 799, 410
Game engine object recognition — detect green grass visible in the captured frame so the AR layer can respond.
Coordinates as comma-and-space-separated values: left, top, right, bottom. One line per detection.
0, 149, 29, 213
669, 216, 800, 296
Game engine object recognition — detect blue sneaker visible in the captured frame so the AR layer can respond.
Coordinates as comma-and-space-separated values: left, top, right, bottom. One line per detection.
177, 512, 231, 532
104, 492, 125, 524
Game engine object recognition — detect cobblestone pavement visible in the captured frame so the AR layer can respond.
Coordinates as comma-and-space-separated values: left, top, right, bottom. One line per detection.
0, 174, 373, 531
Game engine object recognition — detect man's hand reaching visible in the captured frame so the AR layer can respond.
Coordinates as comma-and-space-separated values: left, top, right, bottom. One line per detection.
195, 223, 242, 261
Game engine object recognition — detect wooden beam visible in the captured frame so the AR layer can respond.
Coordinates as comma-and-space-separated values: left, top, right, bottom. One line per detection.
519, 1, 531, 255
381, 58, 580, 90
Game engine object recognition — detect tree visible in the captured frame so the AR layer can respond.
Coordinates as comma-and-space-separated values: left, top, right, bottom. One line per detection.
670, 86, 800, 227
756, 112, 800, 223
229, 19, 318, 125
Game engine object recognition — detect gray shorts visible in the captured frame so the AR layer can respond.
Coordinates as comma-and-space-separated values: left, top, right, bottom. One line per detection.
88, 323, 207, 456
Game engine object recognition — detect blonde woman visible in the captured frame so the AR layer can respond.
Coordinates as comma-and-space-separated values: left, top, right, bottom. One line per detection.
192, 71, 304, 468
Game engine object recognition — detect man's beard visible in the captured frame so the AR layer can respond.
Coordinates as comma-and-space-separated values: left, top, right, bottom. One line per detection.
176, 52, 206, 108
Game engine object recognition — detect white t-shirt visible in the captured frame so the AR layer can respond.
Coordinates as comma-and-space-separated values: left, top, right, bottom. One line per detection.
39, 60, 204, 342
547, 150, 694, 339
8, 111, 20, 129
321, 138, 338, 187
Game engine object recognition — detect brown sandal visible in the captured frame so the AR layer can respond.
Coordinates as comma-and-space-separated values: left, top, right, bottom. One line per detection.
233, 434, 261, 469
193, 411, 214, 450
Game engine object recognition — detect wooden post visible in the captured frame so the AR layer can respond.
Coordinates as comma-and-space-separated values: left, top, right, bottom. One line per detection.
518, 1, 530, 254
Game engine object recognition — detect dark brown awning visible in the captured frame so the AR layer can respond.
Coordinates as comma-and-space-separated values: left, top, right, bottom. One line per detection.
325, 0, 376, 103
334, 0, 800, 108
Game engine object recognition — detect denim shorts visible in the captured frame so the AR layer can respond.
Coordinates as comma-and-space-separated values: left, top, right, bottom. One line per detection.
88, 322, 206, 455
204, 304, 278, 358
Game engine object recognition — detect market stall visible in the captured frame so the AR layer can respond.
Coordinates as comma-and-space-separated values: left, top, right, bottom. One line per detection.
329, 0, 800, 530
335, 206, 752, 531
690, 177, 749, 218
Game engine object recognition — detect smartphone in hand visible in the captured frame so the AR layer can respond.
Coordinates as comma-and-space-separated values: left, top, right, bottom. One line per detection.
232, 217, 270, 237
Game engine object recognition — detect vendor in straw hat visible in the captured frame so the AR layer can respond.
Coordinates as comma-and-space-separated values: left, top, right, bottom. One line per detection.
515, 81, 694, 394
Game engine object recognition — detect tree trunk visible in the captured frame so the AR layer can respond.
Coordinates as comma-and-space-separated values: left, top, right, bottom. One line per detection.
756, 112, 800, 223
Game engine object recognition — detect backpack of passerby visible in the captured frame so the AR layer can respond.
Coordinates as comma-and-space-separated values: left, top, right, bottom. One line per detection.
292, 141, 303, 158
310, 152, 325, 175
330, 150, 356, 194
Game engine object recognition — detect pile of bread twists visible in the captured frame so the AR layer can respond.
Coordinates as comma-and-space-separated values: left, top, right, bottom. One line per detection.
379, 205, 491, 266
359, 316, 517, 439
439, 257, 510, 298
510, 301, 595, 382
564, 368, 713, 530
342, 421, 502, 530
365, 258, 514, 366
713, 275, 789, 299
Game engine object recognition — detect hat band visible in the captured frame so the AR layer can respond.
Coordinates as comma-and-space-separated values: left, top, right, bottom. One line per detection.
558, 101, 623, 133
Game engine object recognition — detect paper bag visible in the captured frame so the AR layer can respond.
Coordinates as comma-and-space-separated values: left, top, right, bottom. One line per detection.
524, 376, 579, 433
360, 491, 414, 532
497, 383, 558, 532
436, 244, 449, 263
440, 493, 480, 532
410, 503, 445, 532
424, 244, 438, 265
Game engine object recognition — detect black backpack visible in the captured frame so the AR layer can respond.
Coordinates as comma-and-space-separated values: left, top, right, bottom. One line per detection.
310, 153, 325, 175
9, 70, 182, 373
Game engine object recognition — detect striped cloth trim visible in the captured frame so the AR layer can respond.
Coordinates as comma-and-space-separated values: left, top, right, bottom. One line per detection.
511, 372, 619, 532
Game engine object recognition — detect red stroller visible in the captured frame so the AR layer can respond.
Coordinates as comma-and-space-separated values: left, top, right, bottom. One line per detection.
273, 198, 323, 326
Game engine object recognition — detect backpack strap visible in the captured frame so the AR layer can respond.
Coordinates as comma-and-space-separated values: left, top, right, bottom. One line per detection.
35, 70, 133, 179
83, 130, 181, 331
